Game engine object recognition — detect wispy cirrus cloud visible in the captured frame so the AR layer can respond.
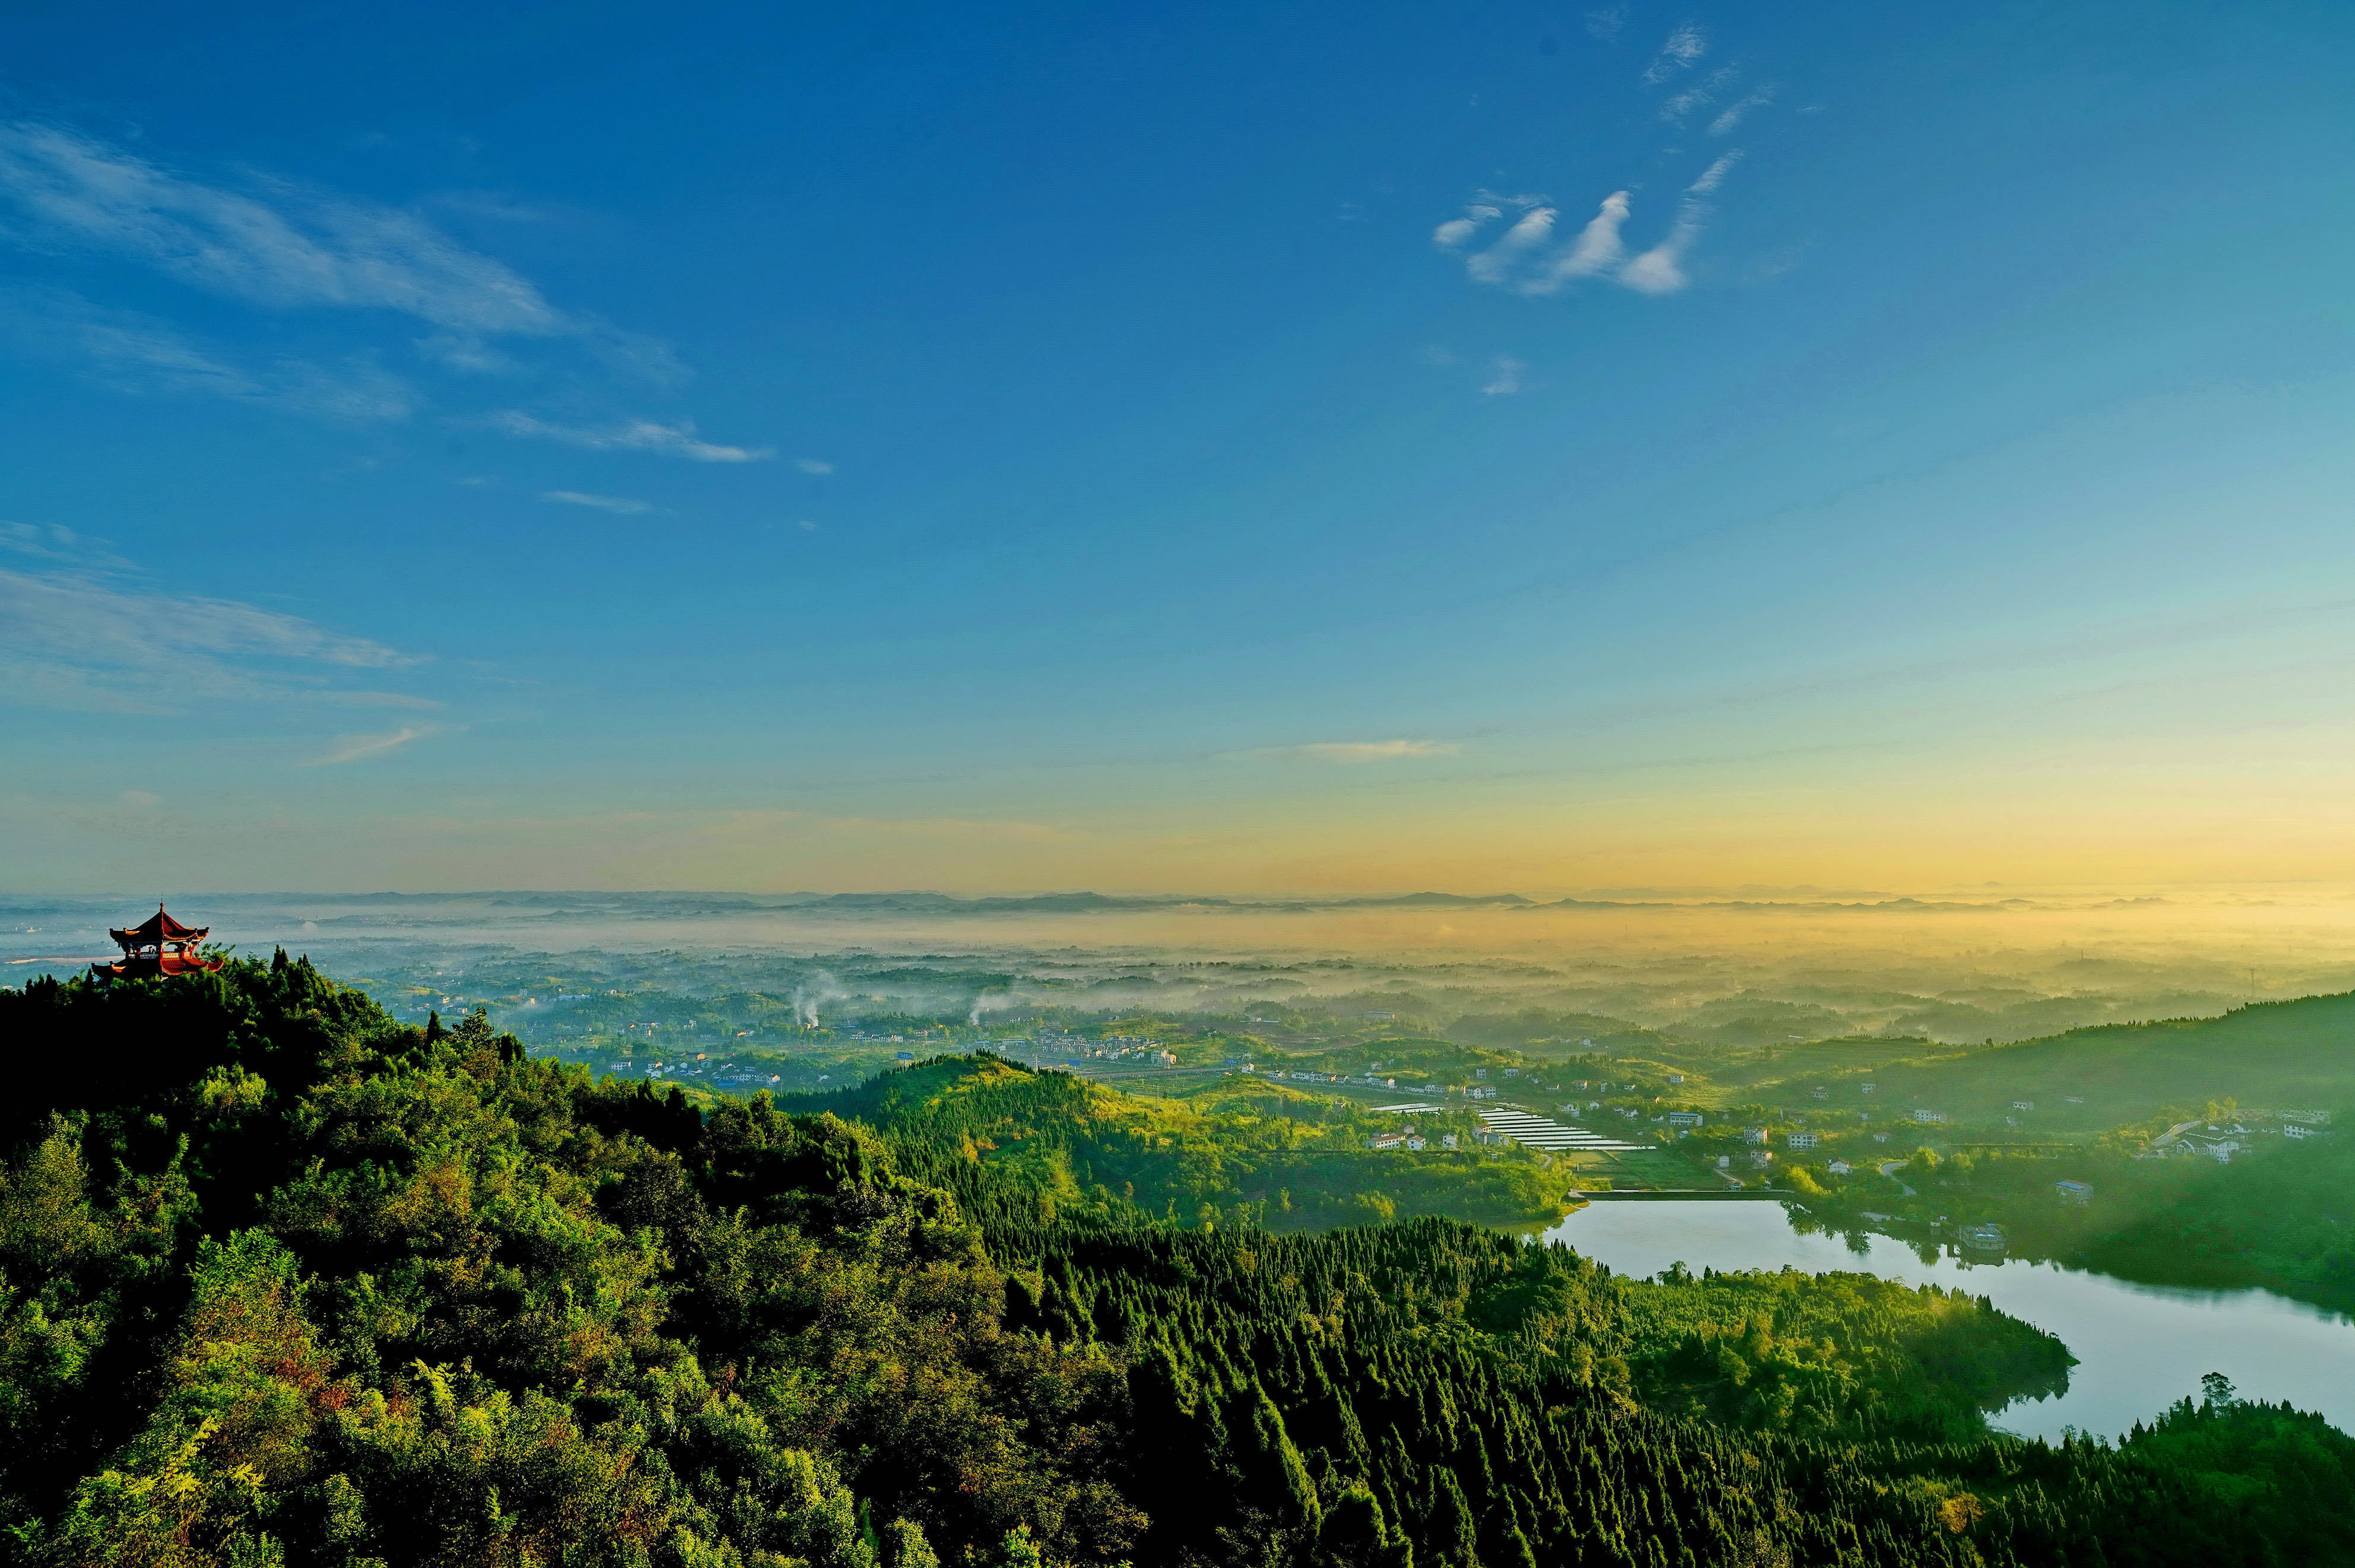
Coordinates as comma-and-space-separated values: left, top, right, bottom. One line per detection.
0, 566, 424, 713
1710, 88, 1776, 135
303, 725, 440, 766
1685, 151, 1743, 196
0, 122, 562, 335
0, 120, 727, 436
794, 457, 835, 475
541, 490, 655, 515
1481, 356, 1527, 396
0, 284, 418, 422
489, 410, 772, 463
1225, 739, 1462, 763
2, 519, 129, 569
1662, 65, 1741, 126
1641, 22, 1709, 83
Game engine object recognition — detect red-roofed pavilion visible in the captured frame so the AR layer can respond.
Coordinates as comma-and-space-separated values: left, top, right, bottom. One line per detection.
91, 904, 224, 981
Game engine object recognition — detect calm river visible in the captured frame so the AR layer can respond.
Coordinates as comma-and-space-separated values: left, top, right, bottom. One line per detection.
1541, 1199, 2355, 1442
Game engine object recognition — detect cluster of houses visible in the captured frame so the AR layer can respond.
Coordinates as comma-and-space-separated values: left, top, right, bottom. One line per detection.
1254, 1067, 1401, 1088
1369, 1129, 1460, 1153
1366, 1124, 1510, 1154
2147, 1109, 2331, 1163
1080, 1037, 1181, 1067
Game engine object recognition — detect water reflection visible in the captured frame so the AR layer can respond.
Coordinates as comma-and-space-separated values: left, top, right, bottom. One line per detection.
1542, 1200, 2355, 1442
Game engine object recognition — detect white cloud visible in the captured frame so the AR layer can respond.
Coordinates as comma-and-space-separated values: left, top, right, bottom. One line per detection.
303, 725, 438, 766
1432, 203, 1503, 250
1441, 188, 1645, 296
1481, 356, 1527, 396
1618, 155, 1742, 294
489, 410, 772, 462
1584, 7, 1627, 42
0, 566, 421, 713
1617, 221, 1700, 294
1710, 89, 1775, 135
794, 457, 835, 475
1641, 22, 1709, 82
1228, 739, 1462, 763
1531, 191, 1633, 291
541, 490, 654, 514
0, 123, 565, 335
1466, 205, 1558, 285
1442, 153, 1738, 300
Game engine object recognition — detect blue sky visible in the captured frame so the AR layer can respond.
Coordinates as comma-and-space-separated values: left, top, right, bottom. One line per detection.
4, 0, 2353, 893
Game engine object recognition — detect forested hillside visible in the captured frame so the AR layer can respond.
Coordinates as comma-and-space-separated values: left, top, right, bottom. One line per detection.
3, 956, 2351, 1567
772, 1054, 1570, 1231
1766, 990, 2355, 1129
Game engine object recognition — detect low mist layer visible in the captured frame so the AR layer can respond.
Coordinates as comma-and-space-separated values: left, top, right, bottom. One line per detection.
12, 885, 2355, 1047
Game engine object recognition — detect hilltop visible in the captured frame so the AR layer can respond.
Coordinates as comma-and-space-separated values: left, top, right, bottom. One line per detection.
768, 1051, 1574, 1230
1812, 990, 2355, 1126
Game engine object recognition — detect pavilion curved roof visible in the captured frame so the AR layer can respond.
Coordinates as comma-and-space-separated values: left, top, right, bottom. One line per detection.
110, 906, 208, 946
